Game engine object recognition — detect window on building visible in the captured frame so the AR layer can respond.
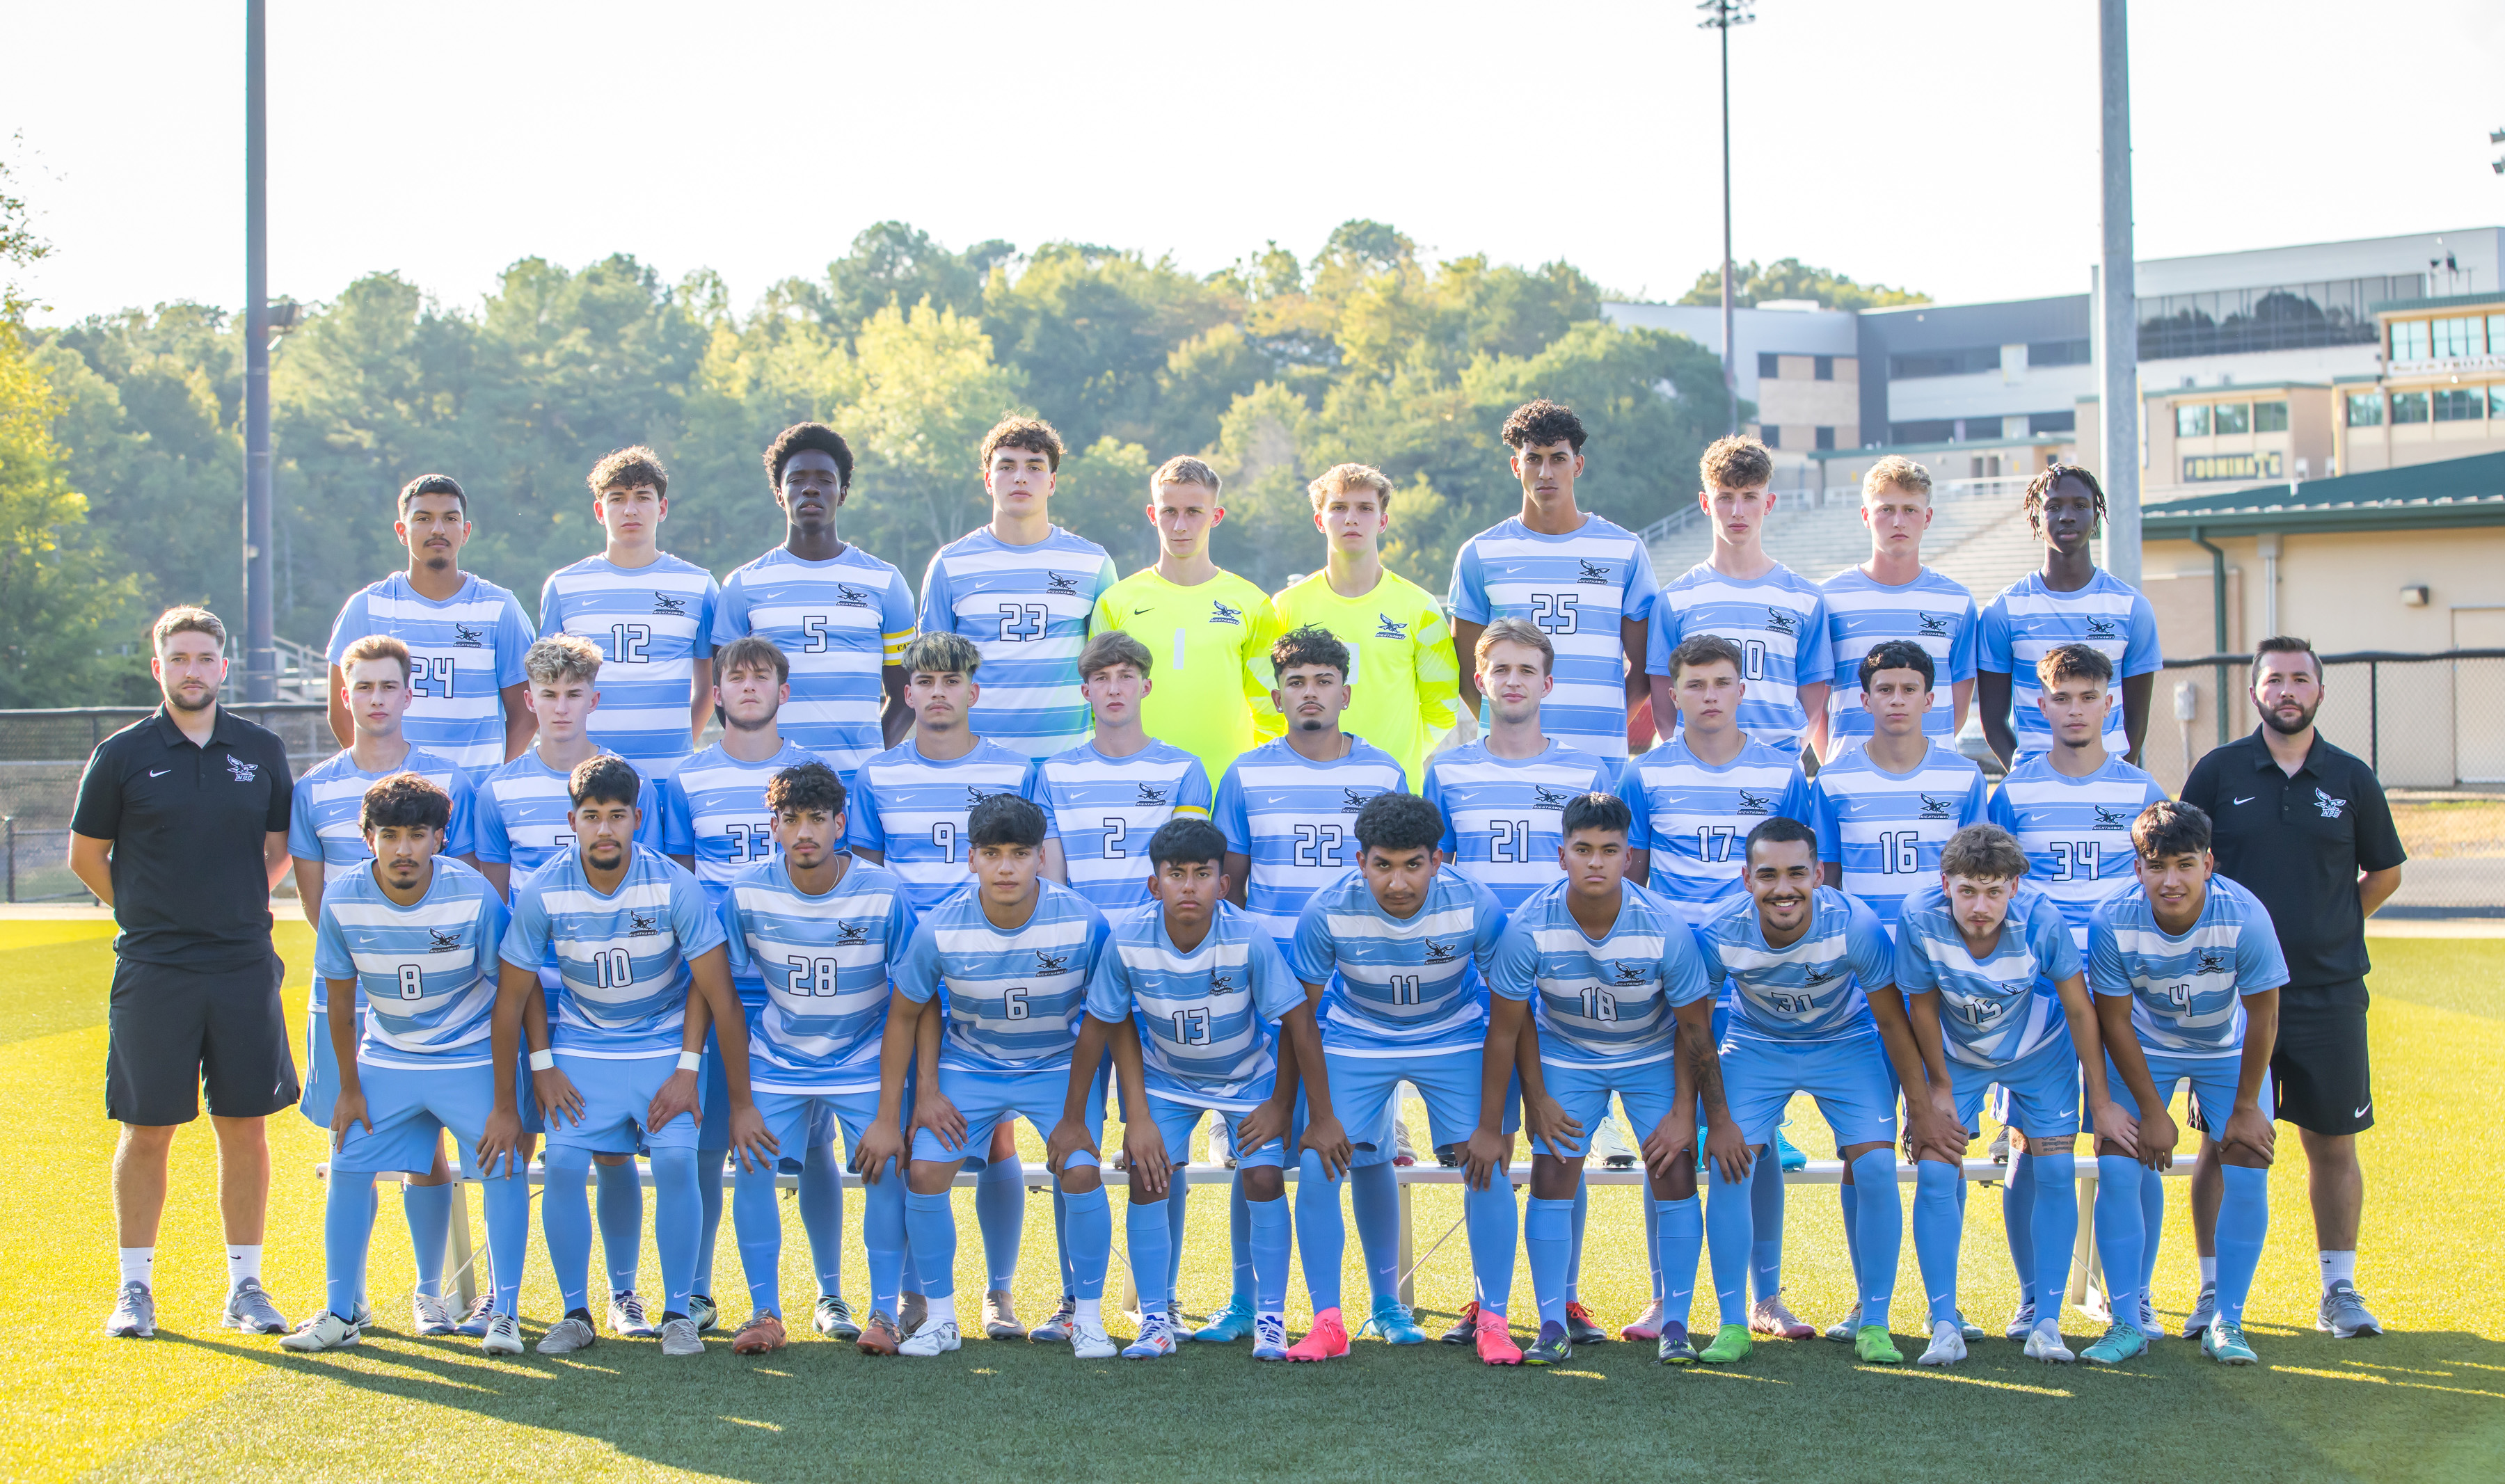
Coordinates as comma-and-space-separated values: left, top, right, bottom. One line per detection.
2254, 400, 2289, 433
2346, 392, 2385, 426
2137, 275, 2422, 360
2433, 388, 2483, 422
2213, 403, 2251, 435
1758, 351, 1781, 379
2433, 317, 2485, 358
2030, 410, 2077, 435
2390, 390, 2430, 424
2492, 316, 2505, 358
1763, 424, 1781, 449
2026, 339, 2092, 367
2177, 404, 2211, 438
1889, 420, 1955, 445
2390, 320, 2431, 362
1813, 356, 1834, 381
2491, 385, 2505, 420
1888, 347, 2001, 378
1815, 426, 1836, 450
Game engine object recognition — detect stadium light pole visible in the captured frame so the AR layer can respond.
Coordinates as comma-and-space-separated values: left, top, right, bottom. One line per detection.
1699, 0, 1754, 438
2097, 0, 2142, 585
241, 0, 276, 702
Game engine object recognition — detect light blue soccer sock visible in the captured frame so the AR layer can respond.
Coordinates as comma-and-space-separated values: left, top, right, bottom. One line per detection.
1525, 1197, 1574, 1327
1248, 1193, 1292, 1316
797, 1134, 843, 1300
594, 1157, 642, 1295
1053, 1184, 1076, 1298
1566, 1179, 1587, 1303
1126, 1196, 1173, 1318
903, 1189, 958, 1300
1350, 1162, 1403, 1305
401, 1180, 453, 1299
1463, 1181, 1518, 1318
1705, 1157, 1756, 1325
542, 1146, 597, 1315
1913, 1160, 1963, 1326
2004, 1147, 2038, 1307
2215, 1164, 2270, 1327
864, 1173, 908, 1321
2027, 1151, 2078, 1326
1655, 1195, 1703, 1327
693, 1147, 728, 1300
1641, 1186, 1663, 1304
975, 1155, 1024, 1292
1227, 1177, 1255, 1307
1165, 1179, 1188, 1305
1750, 1149, 1786, 1303
1292, 1151, 1346, 1313
2091, 1154, 2146, 1327
1063, 1183, 1111, 1303
1838, 1177, 1862, 1307
651, 1148, 702, 1318
1848, 1149, 1901, 1326
324, 1170, 378, 1323
2137, 1163, 2165, 1303
731, 1159, 783, 1316
482, 1167, 529, 1318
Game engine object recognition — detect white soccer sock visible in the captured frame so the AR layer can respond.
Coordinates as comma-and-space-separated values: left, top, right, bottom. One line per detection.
924, 1293, 957, 1329
227, 1244, 262, 1292
2197, 1254, 2217, 1285
119, 1247, 154, 1287
1076, 1298, 1103, 1328
2320, 1250, 2357, 1291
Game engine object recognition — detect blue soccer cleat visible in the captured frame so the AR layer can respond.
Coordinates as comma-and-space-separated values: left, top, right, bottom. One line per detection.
1193, 1295, 1255, 1343
1362, 1294, 1428, 1345
1775, 1124, 1808, 1172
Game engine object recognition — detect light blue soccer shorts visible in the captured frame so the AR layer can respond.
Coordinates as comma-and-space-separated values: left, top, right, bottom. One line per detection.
701, 1007, 838, 1156
1531, 1054, 1679, 1160
912, 1062, 1102, 1169
1955, 1036, 2083, 1141
1317, 1044, 1521, 1168
1719, 1030, 1899, 1150
544, 1049, 706, 1156
305, 1007, 543, 1137
2103, 1050, 2272, 1131
328, 1055, 509, 1179
1143, 1070, 1287, 1171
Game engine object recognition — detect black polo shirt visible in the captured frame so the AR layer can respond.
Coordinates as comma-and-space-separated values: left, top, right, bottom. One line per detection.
2179, 727, 2405, 992
70, 705, 294, 971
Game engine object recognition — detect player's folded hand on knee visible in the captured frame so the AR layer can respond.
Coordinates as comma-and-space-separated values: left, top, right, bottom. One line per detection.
646, 1068, 701, 1133
2136, 1105, 2179, 1170
729, 1105, 778, 1171
1046, 1115, 1099, 1178
2091, 1099, 2139, 1158
1118, 1124, 1167, 1194
1301, 1113, 1353, 1179
851, 1117, 905, 1183
1461, 1126, 1509, 1190
477, 1108, 525, 1179
534, 1065, 583, 1127
1525, 1094, 1582, 1158
914, 1090, 967, 1151
1234, 1100, 1288, 1156
1703, 1119, 1754, 1183
330, 1089, 373, 1143
2220, 1105, 2275, 1165
1641, 1115, 1698, 1182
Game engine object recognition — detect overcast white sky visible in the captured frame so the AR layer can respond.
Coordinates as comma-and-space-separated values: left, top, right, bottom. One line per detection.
7, 0, 2503, 326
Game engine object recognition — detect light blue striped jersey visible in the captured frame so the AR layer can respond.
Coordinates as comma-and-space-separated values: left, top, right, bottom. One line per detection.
895, 879, 1109, 1074
1645, 562, 1831, 754
288, 746, 478, 879
326, 572, 534, 777
1984, 753, 2170, 951
1423, 741, 1618, 913
1446, 516, 1660, 760
2088, 876, 2288, 1059
1029, 740, 1213, 915
847, 738, 1039, 913
312, 858, 509, 1069
1084, 900, 1301, 1107
1818, 566, 1980, 747
1891, 883, 2083, 1069
710, 543, 916, 780
1488, 877, 1709, 1069
1808, 741, 1988, 930
1211, 737, 1408, 949
660, 737, 825, 1007
499, 845, 725, 1058
1695, 886, 1895, 1045
918, 525, 1118, 760
1614, 737, 1815, 926
720, 856, 918, 1093
1289, 868, 1506, 1058
536, 553, 719, 771
1978, 571, 2161, 762
470, 748, 665, 880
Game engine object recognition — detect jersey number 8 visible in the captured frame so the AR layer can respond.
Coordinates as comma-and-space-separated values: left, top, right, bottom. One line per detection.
395, 964, 424, 1001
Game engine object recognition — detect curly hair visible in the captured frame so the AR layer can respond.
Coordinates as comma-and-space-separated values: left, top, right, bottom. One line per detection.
1353, 792, 1445, 855
525, 634, 602, 687
765, 760, 848, 819
1940, 824, 2027, 882
980, 415, 1065, 472
1857, 638, 1936, 692
763, 422, 854, 496
588, 445, 668, 500
1700, 436, 1772, 491
1500, 399, 1587, 453
2023, 461, 2108, 541
360, 772, 452, 833
1270, 624, 1351, 679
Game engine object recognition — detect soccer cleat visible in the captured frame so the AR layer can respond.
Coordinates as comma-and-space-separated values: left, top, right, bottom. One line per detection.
481, 1311, 524, 1356
1440, 1300, 1481, 1344
659, 1316, 704, 1356
456, 1293, 495, 1339
856, 1311, 902, 1356
1823, 1306, 1862, 1342
223, 1279, 289, 1335
1775, 1126, 1808, 1172
1989, 1126, 2010, 1163
2204, 1321, 2258, 1366
1122, 1316, 1176, 1359
1563, 1301, 1607, 1346
2319, 1279, 2383, 1339
1956, 1310, 1985, 1342
813, 1294, 861, 1340
1363, 1294, 1426, 1345
2004, 1300, 2037, 1341
687, 1292, 719, 1334
898, 1318, 962, 1356
2182, 1284, 2218, 1338
2138, 1292, 2156, 1336
1697, 1323, 1752, 1364
1031, 1295, 1078, 1343
1392, 1118, 1419, 1167
1917, 1319, 1966, 1366
1593, 1113, 1638, 1170
1194, 1296, 1255, 1343
1252, 1313, 1289, 1361
898, 1291, 927, 1337
1285, 1307, 1349, 1362
1751, 1295, 1814, 1340
2080, 1321, 2147, 1366
731, 1311, 786, 1355
2078, 1285, 2113, 1325
104, 1282, 156, 1340
280, 1310, 361, 1353
1070, 1318, 1118, 1360
607, 1290, 655, 1338
536, 1314, 598, 1355
1656, 1321, 1699, 1365
2023, 1323, 2074, 1364
1619, 1298, 1664, 1342
1854, 1325, 1904, 1364
411, 1291, 457, 1337
1522, 1320, 1572, 1366
982, 1288, 1026, 1341
1475, 1309, 1523, 1365
1436, 1144, 1463, 1169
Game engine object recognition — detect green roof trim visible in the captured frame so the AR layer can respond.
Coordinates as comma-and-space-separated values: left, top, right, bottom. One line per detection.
2143, 450, 2505, 536
2369, 292, 2505, 315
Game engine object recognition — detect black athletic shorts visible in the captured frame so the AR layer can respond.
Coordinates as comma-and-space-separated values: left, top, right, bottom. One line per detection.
2186, 980, 2371, 1138
105, 953, 299, 1126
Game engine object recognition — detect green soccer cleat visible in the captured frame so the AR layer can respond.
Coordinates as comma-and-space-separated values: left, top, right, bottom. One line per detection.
1697, 1323, 1752, 1365
2204, 1321, 2259, 1366
1854, 1325, 1902, 1364
2081, 1321, 2148, 1366
1522, 1319, 1572, 1366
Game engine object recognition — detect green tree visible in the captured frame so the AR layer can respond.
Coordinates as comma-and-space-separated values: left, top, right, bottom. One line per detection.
980, 243, 1234, 454
836, 300, 1027, 584
1678, 257, 1929, 310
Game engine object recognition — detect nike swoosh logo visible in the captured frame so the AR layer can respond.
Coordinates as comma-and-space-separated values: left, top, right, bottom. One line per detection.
2354, 1105, 2370, 1119
149, 769, 170, 778
2233, 797, 2255, 806
1134, 607, 1153, 614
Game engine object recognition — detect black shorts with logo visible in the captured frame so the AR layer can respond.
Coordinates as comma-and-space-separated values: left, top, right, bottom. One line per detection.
2186, 979, 2373, 1138
105, 953, 299, 1125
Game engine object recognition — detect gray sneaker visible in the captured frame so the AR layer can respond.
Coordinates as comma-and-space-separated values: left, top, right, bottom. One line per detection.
223, 1278, 289, 1335
607, 1290, 655, 1338
411, 1291, 458, 1337
2181, 1284, 2217, 1339
660, 1316, 704, 1356
686, 1293, 719, 1334
104, 1281, 155, 1339
537, 1314, 597, 1355
1823, 1306, 1862, 1342
1031, 1295, 1078, 1343
2319, 1279, 2383, 1339
454, 1293, 495, 1339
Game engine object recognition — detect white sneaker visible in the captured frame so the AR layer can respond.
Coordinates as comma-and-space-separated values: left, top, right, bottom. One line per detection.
280, 1310, 361, 1353
899, 1319, 962, 1357
2023, 1322, 2075, 1364
1917, 1318, 1966, 1366
607, 1291, 655, 1337
481, 1311, 524, 1357
1031, 1295, 1078, 1343
1070, 1318, 1117, 1360
659, 1316, 703, 1356
536, 1315, 597, 1355
1591, 1113, 1639, 1169
2004, 1300, 2036, 1340
411, 1291, 457, 1337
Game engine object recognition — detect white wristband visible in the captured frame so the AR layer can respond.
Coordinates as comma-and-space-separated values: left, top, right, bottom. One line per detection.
678, 1051, 702, 1072
529, 1049, 555, 1072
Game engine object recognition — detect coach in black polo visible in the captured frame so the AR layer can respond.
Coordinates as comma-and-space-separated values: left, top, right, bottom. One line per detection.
2178, 635, 2405, 1343
69, 606, 300, 1342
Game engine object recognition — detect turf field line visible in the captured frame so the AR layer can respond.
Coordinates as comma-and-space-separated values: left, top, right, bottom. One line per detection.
1859, 1366, 2074, 1397
2273, 1366, 2505, 1401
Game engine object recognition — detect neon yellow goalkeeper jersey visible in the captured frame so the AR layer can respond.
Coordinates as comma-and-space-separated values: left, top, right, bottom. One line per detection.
1092, 566, 1277, 790
1259, 568, 1459, 788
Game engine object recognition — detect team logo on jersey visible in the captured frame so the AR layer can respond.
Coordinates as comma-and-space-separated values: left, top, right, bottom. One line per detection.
2084, 616, 2119, 640
1210, 600, 1243, 626
1918, 792, 1960, 820
427, 927, 466, 953
836, 584, 871, 609
965, 785, 999, 806
225, 756, 260, 783
1209, 971, 1242, 995
1802, 965, 1837, 987
1612, 960, 1651, 985
1340, 788, 1377, 813
1134, 783, 1170, 806
1918, 612, 1949, 637
628, 911, 660, 937
1577, 559, 1613, 584
652, 593, 689, 616
2195, 949, 2230, 975
453, 623, 486, 648
1735, 789, 1774, 815
2091, 805, 2131, 829
1424, 939, 1457, 964
1046, 571, 1079, 596
1532, 784, 1577, 810
1763, 608, 1800, 637
1033, 948, 1072, 975
1374, 614, 1409, 640
2314, 788, 2348, 820
813, 920, 865, 947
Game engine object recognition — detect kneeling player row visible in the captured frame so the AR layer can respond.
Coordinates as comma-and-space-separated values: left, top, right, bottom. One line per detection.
283, 760, 2286, 1371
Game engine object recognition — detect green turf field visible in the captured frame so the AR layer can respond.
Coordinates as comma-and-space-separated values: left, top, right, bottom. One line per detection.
8, 920, 2501, 1483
